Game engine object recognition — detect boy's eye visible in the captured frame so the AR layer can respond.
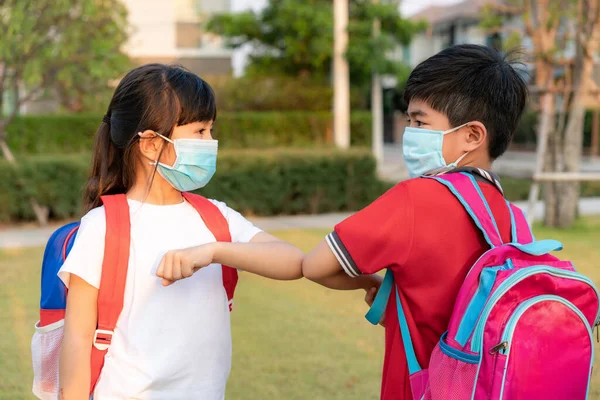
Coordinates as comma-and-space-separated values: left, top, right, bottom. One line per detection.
416, 121, 424, 127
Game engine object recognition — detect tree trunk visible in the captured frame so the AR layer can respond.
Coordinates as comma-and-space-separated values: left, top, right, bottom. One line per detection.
543, 121, 559, 226
552, 46, 594, 227
555, 100, 585, 228
592, 110, 599, 157
0, 131, 49, 226
533, 92, 558, 226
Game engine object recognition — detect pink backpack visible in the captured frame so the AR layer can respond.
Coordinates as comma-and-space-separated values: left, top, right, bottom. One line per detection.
31, 193, 237, 399
366, 172, 599, 399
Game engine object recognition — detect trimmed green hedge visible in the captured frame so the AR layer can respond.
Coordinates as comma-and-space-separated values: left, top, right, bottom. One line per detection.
0, 149, 386, 223
2, 150, 599, 223
5, 112, 372, 155
7, 109, 597, 155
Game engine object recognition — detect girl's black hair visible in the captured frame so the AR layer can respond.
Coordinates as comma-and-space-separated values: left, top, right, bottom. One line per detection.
83, 64, 216, 211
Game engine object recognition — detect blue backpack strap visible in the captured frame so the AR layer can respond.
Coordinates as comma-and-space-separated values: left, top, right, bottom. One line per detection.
365, 270, 394, 325
365, 270, 421, 375
426, 173, 503, 248
395, 286, 422, 375
507, 199, 518, 243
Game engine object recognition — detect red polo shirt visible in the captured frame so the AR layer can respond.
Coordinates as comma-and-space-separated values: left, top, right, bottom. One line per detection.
326, 171, 512, 399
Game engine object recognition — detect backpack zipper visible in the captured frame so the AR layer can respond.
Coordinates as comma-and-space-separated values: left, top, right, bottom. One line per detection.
470, 266, 599, 353
493, 295, 593, 399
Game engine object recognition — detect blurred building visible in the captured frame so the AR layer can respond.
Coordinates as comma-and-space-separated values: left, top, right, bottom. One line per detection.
122, 0, 233, 76
400, 0, 506, 68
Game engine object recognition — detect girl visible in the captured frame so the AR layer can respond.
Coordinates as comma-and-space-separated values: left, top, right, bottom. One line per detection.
59, 64, 304, 399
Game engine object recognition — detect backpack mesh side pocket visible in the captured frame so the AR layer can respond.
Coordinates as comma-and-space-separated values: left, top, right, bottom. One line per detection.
31, 319, 64, 399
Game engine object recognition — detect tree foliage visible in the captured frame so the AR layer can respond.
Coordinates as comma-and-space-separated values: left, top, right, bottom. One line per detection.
206, 0, 425, 87
0, 0, 130, 224
482, 0, 600, 228
0, 0, 130, 121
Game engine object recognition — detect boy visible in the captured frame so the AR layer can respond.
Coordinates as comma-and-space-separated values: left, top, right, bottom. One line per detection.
302, 44, 528, 399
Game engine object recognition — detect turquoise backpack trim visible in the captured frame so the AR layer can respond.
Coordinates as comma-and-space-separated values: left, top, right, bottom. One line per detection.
365, 270, 422, 375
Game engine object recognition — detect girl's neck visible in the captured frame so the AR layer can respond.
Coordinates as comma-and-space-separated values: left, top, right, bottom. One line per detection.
128, 169, 183, 206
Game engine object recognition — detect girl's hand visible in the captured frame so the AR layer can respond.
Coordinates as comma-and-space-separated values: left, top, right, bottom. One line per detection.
364, 274, 385, 327
156, 244, 216, 286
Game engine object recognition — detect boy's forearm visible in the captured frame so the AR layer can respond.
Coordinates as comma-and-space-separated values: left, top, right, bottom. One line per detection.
310, 271, 382, 291
212, 241, 304, 280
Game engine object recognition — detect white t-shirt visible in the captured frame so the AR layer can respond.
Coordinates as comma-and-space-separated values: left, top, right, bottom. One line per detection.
58, 199, 262, 400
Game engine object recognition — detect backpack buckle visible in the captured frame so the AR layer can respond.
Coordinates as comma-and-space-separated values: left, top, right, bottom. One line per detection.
93, 329, 114, 351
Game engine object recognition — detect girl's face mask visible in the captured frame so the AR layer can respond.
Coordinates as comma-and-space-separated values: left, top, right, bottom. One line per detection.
149, 132, 218, 192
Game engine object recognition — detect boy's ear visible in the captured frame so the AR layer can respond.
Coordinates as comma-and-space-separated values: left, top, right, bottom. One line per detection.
138, 130, 163, 161
464, 121, 487, 152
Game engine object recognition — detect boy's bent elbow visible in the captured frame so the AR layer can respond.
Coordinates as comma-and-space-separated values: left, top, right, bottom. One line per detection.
301, 256, 324, 281
302, 239, 342, 281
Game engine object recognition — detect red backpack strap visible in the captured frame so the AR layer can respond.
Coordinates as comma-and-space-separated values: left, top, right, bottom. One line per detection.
89, 194, 131, 393
182, 192, 237, 311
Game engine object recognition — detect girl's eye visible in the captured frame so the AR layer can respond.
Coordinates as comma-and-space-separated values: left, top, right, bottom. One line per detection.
416, 120, 424, 127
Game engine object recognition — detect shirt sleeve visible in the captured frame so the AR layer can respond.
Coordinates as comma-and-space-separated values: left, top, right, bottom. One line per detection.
58, 207, 106, 289
326, 182, 414, 276
210, 200, 263, 243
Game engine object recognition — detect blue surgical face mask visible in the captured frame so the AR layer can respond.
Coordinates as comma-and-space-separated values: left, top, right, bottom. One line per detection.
150, 132, 218, 192
402, 123, 470, 178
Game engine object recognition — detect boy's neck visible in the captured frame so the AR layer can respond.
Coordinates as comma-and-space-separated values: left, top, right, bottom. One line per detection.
462, 160, 492, 171
460, 151, 493, 171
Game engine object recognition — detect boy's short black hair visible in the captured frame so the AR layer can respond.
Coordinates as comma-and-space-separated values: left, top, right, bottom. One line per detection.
403, 44, 528, 159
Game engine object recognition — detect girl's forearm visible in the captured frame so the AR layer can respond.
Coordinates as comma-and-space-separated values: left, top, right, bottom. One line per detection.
59, 334, 92, 400
211, 241, 304, 280
59, 275, 98, 400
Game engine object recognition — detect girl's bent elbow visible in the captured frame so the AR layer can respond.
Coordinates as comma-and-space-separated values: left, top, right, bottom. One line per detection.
288, 249, 305, 280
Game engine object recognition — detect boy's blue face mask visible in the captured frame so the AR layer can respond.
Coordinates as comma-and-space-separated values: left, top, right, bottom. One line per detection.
402, 122, 470, 178
150, 132, 218, 192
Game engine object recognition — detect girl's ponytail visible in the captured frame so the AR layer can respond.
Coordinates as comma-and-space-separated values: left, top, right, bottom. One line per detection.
83, 114, 129, 212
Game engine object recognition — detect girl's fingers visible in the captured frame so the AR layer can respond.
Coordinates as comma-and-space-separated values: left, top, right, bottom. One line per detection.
365, 287, 377, 305
182, 261, 195, 278
172, 253, 183, 281
162, 278, 174, 287
156, 254, 166, 277
162, 252, 174, 282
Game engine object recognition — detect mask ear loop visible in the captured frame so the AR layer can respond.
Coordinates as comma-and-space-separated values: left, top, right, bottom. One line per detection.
442, 122, 470, 135
453, 151, 470, 167
138, 131, 171, 166
442, 123, 471, 169
137, 131, 174, 144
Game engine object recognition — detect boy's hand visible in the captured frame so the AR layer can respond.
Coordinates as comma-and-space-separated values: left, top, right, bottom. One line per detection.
364, 275, 386, 327
156, 244, 216, 286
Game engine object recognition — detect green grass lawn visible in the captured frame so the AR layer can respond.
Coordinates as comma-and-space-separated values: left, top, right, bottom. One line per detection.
1, 220, 600, 399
